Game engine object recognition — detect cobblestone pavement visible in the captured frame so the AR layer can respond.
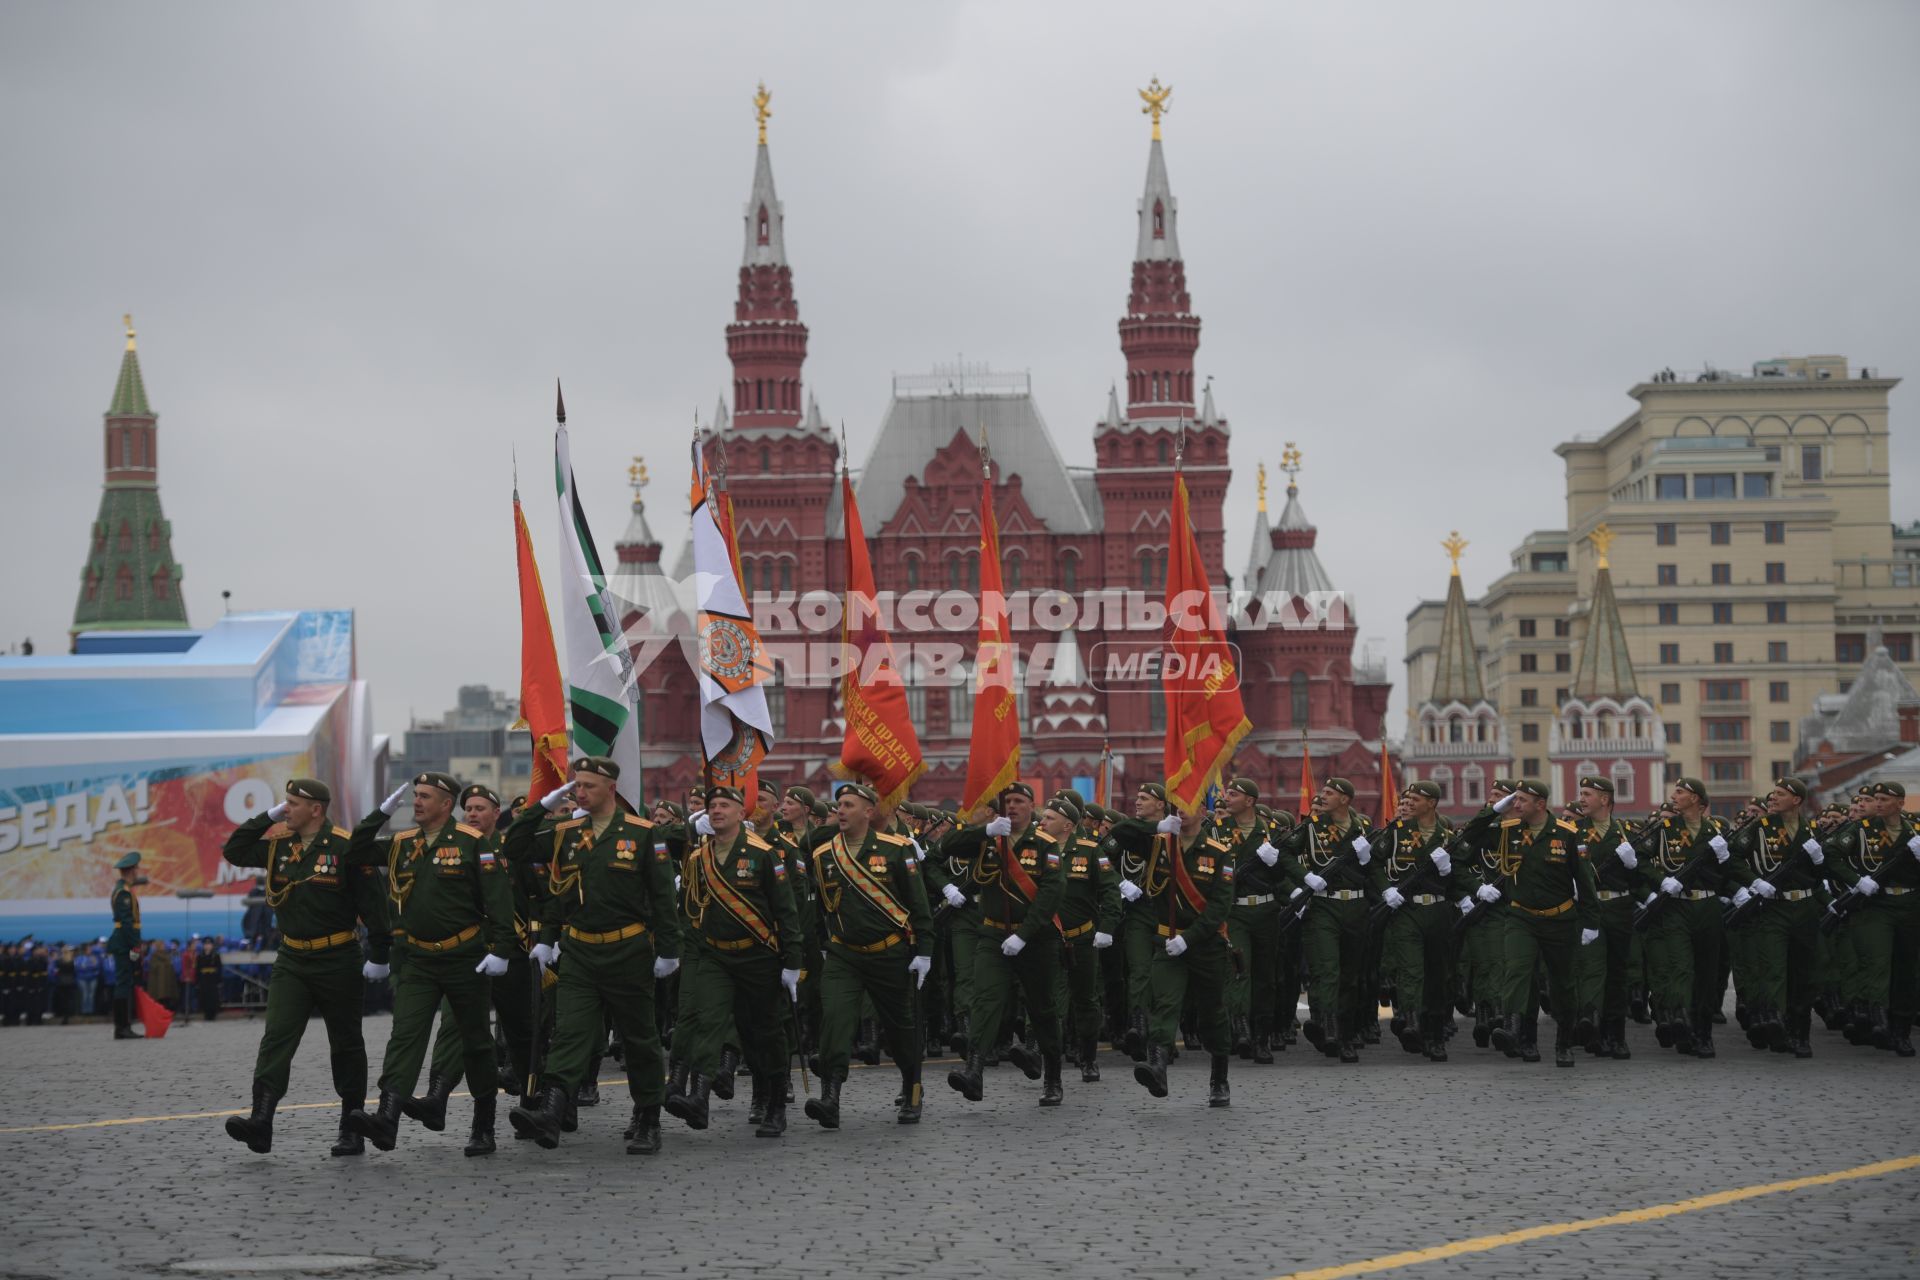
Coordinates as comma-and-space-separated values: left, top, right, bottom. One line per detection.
1, 1009, 1917, 1279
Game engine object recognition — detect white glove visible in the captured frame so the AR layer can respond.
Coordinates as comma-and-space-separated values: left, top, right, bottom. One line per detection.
1709, 834, 1730, 862
1352, 836, 1372, 866
570, 807, 590, 821
984, 816, 1012, 837
942, 884, 967, 909
1908, 834, 1920, 855
1164, 934, 1188, 958
1803, 837, 1824, 866
1493, 791, 1518, 814
1457, 896, 1476, 915
1092, 932, 1113, 949
379, 783, 410, 815
1660, 876, 1683, 897
1118, 878, 1143, 902
1475, 884, 1502, 904
529, 943, 558, 970
907, 955, 932, 988
475, 954, 509, 978
653, 956, 680, 979
1256, 841, 1279, 867
1731, 887, 1751, 908
1856, 876, 1880, 897
1580, 928, 1599, 946
1382, 888, 1404, 910
909, 838, 925, 860
1608, 844, 1635, 871
1430, 849, 1451, 877
361, 962, 389, 981
693, 811, 715, 837
1303, 872, 1327, 893
267, 801, 291, 822
781, 968, 801, 999
1751, 879, 1776, 899
1000, 934, 1026, 957
1156, 815, 1182, 836
540, 783, 574, 812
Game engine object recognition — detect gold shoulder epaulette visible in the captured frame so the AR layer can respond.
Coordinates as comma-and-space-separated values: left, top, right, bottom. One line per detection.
392, 827, 420, 840
813, 836, 838, 854
745, 832, 772, 850
554, 817, 586, 833
623, 813, 654, 830
875, 831, 909, 846
264, 822, 293, 840
1500, 817, 1521, 829
454, 822, 483, 838
331, 825, 351, 839
1206, 837, 1231, 852
1557, 818, 1579, 833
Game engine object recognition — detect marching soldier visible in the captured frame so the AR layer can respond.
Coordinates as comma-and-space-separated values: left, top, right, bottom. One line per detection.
663, 786, 804, 1137
806, 781, 934, 1128
1723, 777, 1822, 1056
1369, 780, 1461, 1061
1272, 778, 1374, 1063
1573, 775, 1642, 1059
1221, 779, 1284, 1064
107, 852, 144, 1041
944, 785, 1067, 1105
504, 758, 682, 1152
347, 772, 516, 1155
1454, 780, 1518, 1048
221, 779, 390, 1155
1101, 782, 1185, 1061
1131, 793, 1236, 1105
1051, 795, 1120, 1082
1628, 778, 1733, 1057
770, 785, 826, 1062
1816, 781, 1919, 1056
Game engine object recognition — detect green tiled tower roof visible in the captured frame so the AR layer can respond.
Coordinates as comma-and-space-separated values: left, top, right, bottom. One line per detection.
1572, 564, 1639, 701
1429, 533, 1486, 707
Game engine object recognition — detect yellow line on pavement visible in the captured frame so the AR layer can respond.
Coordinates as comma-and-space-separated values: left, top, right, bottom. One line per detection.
0, 1057, 959, 1135
1271, 1154, 1920, 1280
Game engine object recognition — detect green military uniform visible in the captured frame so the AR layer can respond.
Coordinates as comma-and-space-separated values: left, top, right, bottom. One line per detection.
1272, 799, 1372, 1061
1221, 792, 1285, 1063
807, 808, 933, 1127
1724, 796, 1823, 1054
1817, 788, 1920, 1055
1452, 799, 1514, 1048
1101, 806, 1180, 1061
768, 801, 826, 1054
1134, 818, 1236, 1103
1572, 805, 1643, 1059
1054, 825, 1120, 1080
107, 854, 143, 1039
1627, 786, 1730, 1056
221, 783, 389, 1154
1370, 806, 1462, 1061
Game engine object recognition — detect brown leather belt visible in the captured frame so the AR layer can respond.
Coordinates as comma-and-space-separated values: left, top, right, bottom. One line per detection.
280, 930, 357, 952
395, 924, 480, 952
565, 922, 649, 945
703, 935, 759, 952
830, 931, 903, 953
1512, 899, 1574, 919
1059, 920, 1094, 940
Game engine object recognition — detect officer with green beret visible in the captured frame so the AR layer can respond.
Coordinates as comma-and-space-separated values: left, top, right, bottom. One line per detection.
221, 778, 390, 1155
1565, 775, 1642, 1059
1129, 793, 1237, 1105
405, 783, 546, 1137
1042, 792, 1118, 1082
1625, 777, 1732, 1056
504, 757, 683, 1152
1271, 778, 1374, 1063
1812, 781, 1919, 1055
802, 780, 933, 1127
1220, 777, 1286, 1064
107, 852, 144, 1040
1370, 780, 1465, 1061
1098, 782, 1184, 1062
347, 771, 517, 1154
1722, 776, 1822, 1055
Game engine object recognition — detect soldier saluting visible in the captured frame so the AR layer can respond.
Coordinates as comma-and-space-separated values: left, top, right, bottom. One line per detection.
1271, 778, 1373, 1063
1131, 786, 1236, 1106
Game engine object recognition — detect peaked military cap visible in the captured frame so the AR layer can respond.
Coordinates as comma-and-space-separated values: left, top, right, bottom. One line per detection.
114, 852, 141, 870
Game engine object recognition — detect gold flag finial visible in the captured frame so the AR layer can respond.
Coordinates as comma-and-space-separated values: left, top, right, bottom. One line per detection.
628, 455, 650, 495
1256, 463, 1268, 513
123, 313, 136, 352
1442, 531, 1469, 576
1589, 522, 1614, 571
1139, 77, 1172, 141
754, 82, 772, 145
1279, 442, 1302, 490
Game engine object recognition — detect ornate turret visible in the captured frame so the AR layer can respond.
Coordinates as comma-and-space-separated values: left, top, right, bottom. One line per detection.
1399, 530, 1510, 816
1571, 524, 1638, 701
726, 83, 810, 431
1550, 523, 1664, 807
1118, 77, 1199, 422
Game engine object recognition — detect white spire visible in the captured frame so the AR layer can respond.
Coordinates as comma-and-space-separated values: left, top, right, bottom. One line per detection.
1134, 138, 1181, 262
803, 390, 826, 432
1104, 383, 1124, 430
1199, 379, 1218, 426
742, 142, 787, 268
712, 394, 731, 433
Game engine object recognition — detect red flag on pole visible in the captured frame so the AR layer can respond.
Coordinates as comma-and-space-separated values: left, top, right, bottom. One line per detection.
833, 469, 925, 808
1377, 739, 1399, 827
134, 987, 174, 1038
1161, 470, 1252, 817
961, 431, 1021, 817
514, 487, 570, 802
1296, 730, 1316, 818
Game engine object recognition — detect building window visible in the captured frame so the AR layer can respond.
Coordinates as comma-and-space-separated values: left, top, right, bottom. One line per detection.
947, 556, 964, 590
1764, 521, 1785, 544
1156, 439, 1170, 465
1656, 523, 1677, 546
116, 566, 133, 601
1665, 722, 1682, 744
1658, 603, 1679, 626
1006, 552, 1023, 592
1703, 680, 1745, 702
1519, 688, 1538, 707
904, 554, 921, 591
1835, 634, 1866, 664
1520, 653, 1538, 673
1770, 760, 1792, 780
1553, 619, 1570, 637
778, 560, 793, 594
1554, 653, 1570, 672
147, 522, 161, 552
1767, 641, 1787, 663
1289, 670, 1309, 727
1522, 757, 1540, 778
1742, 473, 1772, 498
966, 553, 979, 591
1554, 687, 1568, 704
1695, 473, 1735, 500
902, 663, 927, 740
1148, 685, 1165, 732
1660, 683, 1680, 703
117, 521, 132, 552
151, 567, 169, 600
1801, 445, 1822, 481
1060, 551, 1078, 593
1886, 633, 1914, 662
1431, 766, 1453, 804
1657, 564, 1677, 586
1656, 475, 1687, 501
1710, 522, 1730, 545
1519, 619, 1537, 638
949, 662, 973, 736
1521, 722, 1539, 743
1768, 681, 1789, 703
1765, 562, 1785, 584
766, 663, 788, 738
1703, 719, 1748, 743
1711, 563, 1731, 585
1713, 642, 1734, 664
1770, 721, 1791, 743
759, 447, 771, 474
1611, 761, 1636, 805
1766, 601, 1786, 624
1712, 603, 1733, 625
1659, 644, 1679, 665
1706, 759, 1749, 784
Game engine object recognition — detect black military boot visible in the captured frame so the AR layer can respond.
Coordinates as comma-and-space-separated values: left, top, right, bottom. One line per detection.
1471, 1002, 1494, 1049
1844, 1000, 1874, 1045
346, 1089, 403, 1152
1358, 1015, 1381, 1046
1208, 1053, 1230, 1107
1670, 1008, 1698, 1054
1252, 1018, 1275, 1064
1890, 1015, 1916, 1058
574, 1064, 601, 1109
949, 1010, 971, 1056
623, 1100, 645, 1141
113, 996, 144, 1039
1519, 1017, 1541, 1064
664, 1073, 711, 1130
1302, 1005, 1332, 1057
895, 1060, 924, 1124
463, 1095, 496, 1157
1610, 1016, 1632, 1060
747, 1072, 769, 1127
1280, 1017, 1299, 1047
1134, 1044, 1169, 1098
1788, 1009, 1813, 1059
223, 1080, 280, 1154
1424, 1014, 1449, 1063
1692, 1015, 1716, 1059
330, 1099, 364, 1156
1039, 1052, 1064, 1107
1231, 1015, 1253, 1059
664, 1057, 689, 1108
947, 1049, 986, 1102
1005, 1038, 1043, 1081
1868, 1005, 1892, 1050
1734, 1001, 1751, 1032
625, 1104, 662, 1155
712, 1046, 740, 1101
1080, 1035, 1101, 1083
804, 1071, 843, 1129
1393, 1010, 1425, 1056
1124, 1007, 1148, 1062
1629, 985, 1651, 1024
855, 1018, 882, 1066
757, 1076, 790, 1137
507, 1084, 566, 1150
402, 1070, 455, 1133
1575, 1007, 1598, 1055
1490, 1014, 1520, 1059
1337, 1016, 1360, 1065
1554, 1026, 1575, 1068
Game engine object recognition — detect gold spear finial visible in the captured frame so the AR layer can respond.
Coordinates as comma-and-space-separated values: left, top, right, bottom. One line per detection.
123, 313, 136, 352
1442, 531, 1469, 576
1589, 522, 1614, 571
1139, 77, 1172, 141
1279, 442, 1302, 491
1256, 462, 1268, 514
754, 82, 772, 145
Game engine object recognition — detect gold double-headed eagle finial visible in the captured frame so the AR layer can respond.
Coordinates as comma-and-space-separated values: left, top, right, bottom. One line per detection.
123, 313, 136, 352
628, 456, 650, 495
754, 82, 772, 145
1279, 442, 1302, 489
1256, 462, 1268, 514
1589, 523, 1614, 570
1442, 531, 1469, 576
1139, 77, 1171, 141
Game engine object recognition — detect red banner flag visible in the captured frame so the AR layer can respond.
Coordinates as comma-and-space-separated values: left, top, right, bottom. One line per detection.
833, 470, 926, 809
961, 434, 1021, 817
514, 489, 570, 803
1162, 472, 1252, 816
135, 987, 174, 1039
1296, 732, 1316, 818
1377, 739, 1399, 827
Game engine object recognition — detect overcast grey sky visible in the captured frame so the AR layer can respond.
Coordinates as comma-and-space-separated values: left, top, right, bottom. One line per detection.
5, 1, 1916, 741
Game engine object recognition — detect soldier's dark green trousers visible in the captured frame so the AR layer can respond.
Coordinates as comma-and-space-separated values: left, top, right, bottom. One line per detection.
1382, 900, 1454, 1018
1226, 898, 1282, 1037
1120, 908, 1157, 1020
1738, 896, 1822, 1016
1061, 933, 1104, 1041
1462, 908, 1508, 1009
426, 952, 535, 1095
1849, 894, 1920, 1016
253, 945, 366, 1100
542, 933, 664, 1105
675, 943, 786, 1080
1575, 896, 1636, 1022
1147, 935, 1231, 1051
1301, 897, 1369, 1033
947, 915, 983, 1015
380, 945, 497, 1100
1501, 910, 1579, 1021
1646, 897, 1723, 1020
816, 939, 920, 1080
967, 930, 1061, 1059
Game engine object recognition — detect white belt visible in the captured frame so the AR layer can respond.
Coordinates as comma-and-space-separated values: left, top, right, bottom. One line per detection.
1236, 894, 1275, 907
1409, 894, 1445, 905
1316, 889, 1365, 901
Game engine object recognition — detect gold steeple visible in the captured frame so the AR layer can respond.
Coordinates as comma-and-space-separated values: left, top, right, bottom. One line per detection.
1589, 523, 1614, 571
1256, 462, 1268, 513
123, 313, 136, 352
1139, 77, 1171, 141
754, 82, 772, 146
1442, 531, 1468, 577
